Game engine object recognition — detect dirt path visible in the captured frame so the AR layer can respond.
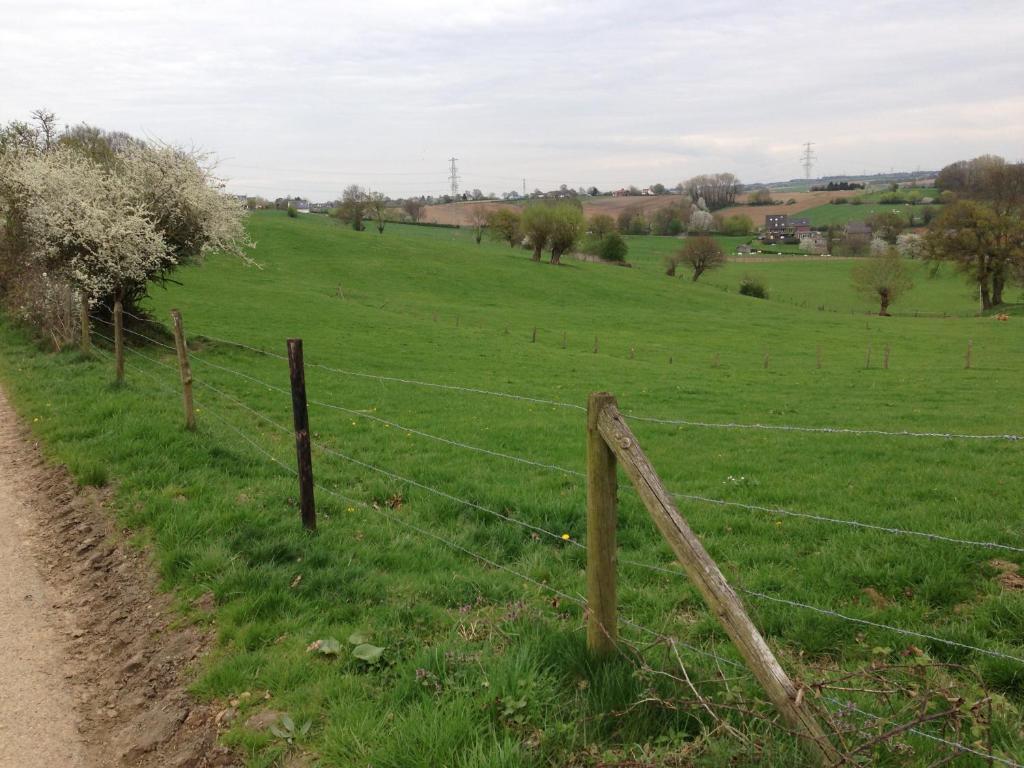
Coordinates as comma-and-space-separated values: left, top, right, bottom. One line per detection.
0, 387, 236, 767
0, 394, 86, 766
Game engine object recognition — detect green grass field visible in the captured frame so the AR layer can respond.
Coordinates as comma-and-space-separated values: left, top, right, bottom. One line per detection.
797, 203, 943, 227
1, 211, 1022, 766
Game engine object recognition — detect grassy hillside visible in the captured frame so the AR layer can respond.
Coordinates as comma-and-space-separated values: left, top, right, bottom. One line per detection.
1, 210, 1022, 766
797, 202, 943, 227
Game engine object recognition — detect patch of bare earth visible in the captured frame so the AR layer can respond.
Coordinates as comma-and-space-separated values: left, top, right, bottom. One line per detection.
0, 387, 237, 768
420, 190, 859, 227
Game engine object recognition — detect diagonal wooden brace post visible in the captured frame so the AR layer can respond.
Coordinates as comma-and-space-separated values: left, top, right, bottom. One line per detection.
592, 394, 840, 766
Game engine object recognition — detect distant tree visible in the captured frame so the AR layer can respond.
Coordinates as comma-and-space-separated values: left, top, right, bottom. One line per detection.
587, 186, 600, 196
689, 206, 714, 233
718, 214, 753, 236
595, 232, 628, 262
746, 187, 774, 206
925, 199, 1024, 309
335, 185, 367, 230
650, 182, 666, 195
366, 191, 388, 233
896, 233, 924, 259
866, 211, 906, 243
670, 236, 726, 281
852, 249, 913, 315
402, 198, 425, 222
521, 204, 554, 261
617, 206, 648, 235
684, 173, 740, 210
471, 188, 483, 200
651, 206, 683, 236
468, 206, 488, 244
286, 204, 298, 218
589, 213, 616, 238
486, 208, 521, 248
548, 202, 584, 264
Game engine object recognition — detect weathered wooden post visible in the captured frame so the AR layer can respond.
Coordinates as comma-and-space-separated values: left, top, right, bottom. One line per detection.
531, 327, 537, 343
79, 295, 91, 355
763, 351, 770, 369
287, 338, 316, 531
586, 393, 618, 655
865, 343, 872, 369
113, 295, 125, 384
965, 339, 973, 369
561, 330, 567, 349
170, 309, 196, 430
592, 397, 840, 765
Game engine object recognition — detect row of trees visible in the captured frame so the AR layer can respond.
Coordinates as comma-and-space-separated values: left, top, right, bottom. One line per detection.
0, 110, 249, 345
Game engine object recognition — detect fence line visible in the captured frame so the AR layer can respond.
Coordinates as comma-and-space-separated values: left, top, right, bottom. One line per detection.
114, 312, 1024, 442
101, 346, 1020, 764
822, 693, 1023, 768
114, 348, 747, 674
738, 588, 1024, 665
91, 328, 1024, 556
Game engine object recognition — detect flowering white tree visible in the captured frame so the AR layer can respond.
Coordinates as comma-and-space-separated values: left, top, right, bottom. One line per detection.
896, 232, 924, 259
0, 113, 250, 342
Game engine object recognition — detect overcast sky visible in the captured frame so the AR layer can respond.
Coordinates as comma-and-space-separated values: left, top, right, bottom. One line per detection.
2, 0, 1022, 199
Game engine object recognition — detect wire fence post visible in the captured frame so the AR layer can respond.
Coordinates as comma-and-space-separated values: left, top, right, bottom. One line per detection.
113, 295, 125, 384
79, 295, 90, 355
287, 338, 316, 531
592, 394, 840, 765
586, 392, 618, 656
170, 309, 196, 430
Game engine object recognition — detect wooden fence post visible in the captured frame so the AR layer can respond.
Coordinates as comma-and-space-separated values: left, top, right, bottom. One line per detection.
170, 309, 196, 430
593, 398, 840, 766
593, 336, 598, 354
113, 295, 125, 385
965, 339, 973, 369
763, 351, 770, 369
865, 343, 872, 369
531, 327, 537, 343
287, 338, 316, 531
586, 393, 618, 655
562, 331, 567, 349
79, 295, 90, 355
816, 345, 821, 369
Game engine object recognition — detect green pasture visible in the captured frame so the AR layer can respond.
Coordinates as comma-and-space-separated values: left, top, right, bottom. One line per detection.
798, 203, 943, 227
1, 211, 1022, 766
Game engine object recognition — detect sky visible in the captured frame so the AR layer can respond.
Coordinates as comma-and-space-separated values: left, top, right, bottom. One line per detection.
2, 0, 1022, 199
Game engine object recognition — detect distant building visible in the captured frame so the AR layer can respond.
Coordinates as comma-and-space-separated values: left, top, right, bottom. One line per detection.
762, 214, 809, 243
736, 243, 752, 254
845, 221, 872, 237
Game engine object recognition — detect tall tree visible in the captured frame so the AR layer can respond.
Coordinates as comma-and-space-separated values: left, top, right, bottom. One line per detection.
367, 191, 388, 233
520, 203, 555, 261
468, 206, 488, 244
548, 202, 584, 264
336, 185, 367, 230
925, 200, 1023, 309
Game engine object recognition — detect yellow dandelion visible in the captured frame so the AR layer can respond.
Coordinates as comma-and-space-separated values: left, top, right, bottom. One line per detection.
561, 533, 571, 541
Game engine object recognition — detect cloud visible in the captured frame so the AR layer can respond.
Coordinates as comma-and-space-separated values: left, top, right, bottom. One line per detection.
2, 0, 1022, 196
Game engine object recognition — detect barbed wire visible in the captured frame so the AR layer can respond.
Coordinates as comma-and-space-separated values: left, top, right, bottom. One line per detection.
738, 588, 1024, 665
91, 330, 1024, 556
109, 313, 1024, 441
821, 694, 1023, 768
91, 348, 1024, 762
